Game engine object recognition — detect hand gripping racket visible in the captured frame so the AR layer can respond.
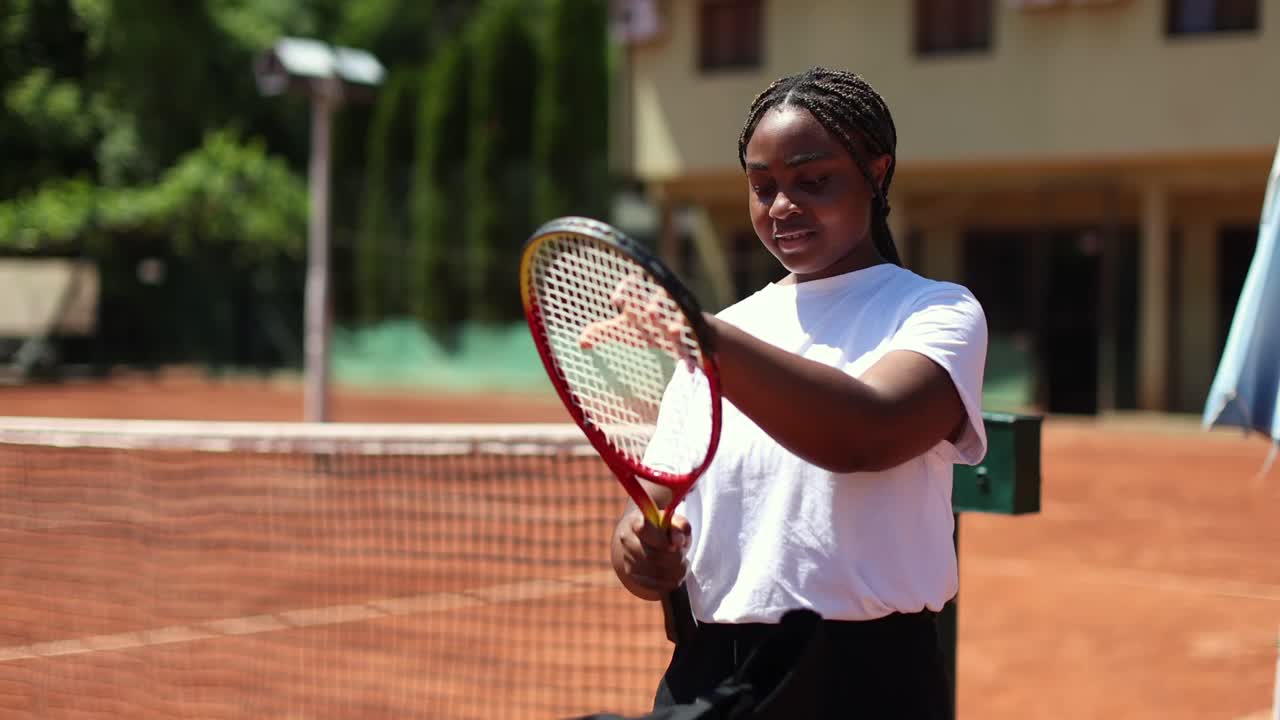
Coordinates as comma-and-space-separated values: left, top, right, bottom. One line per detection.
520, 217, 721, 640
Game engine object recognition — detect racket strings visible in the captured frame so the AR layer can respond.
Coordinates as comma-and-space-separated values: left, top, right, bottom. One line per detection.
529, 236, 713, 472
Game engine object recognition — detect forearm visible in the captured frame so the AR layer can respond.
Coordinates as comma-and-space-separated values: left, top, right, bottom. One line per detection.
706, 314, 951, 472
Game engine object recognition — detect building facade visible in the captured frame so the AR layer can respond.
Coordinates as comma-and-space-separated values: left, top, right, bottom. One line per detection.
611, 0, 1279, 414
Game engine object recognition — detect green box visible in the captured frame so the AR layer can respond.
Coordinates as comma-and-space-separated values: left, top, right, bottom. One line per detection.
951, 412, 1042, 515
939, 411, 1042, 705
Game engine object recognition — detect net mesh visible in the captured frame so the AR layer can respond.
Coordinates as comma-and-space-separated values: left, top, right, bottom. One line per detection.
0, 418, 669, 719
527, 235, 714, 473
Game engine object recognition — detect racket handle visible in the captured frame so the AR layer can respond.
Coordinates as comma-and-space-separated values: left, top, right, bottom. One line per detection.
662, 583, 697, 645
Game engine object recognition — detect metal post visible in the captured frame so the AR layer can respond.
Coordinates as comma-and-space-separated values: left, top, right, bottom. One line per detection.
940, 513, 959, 715
1138, 182, 1170, 411
304, 83, 336, 423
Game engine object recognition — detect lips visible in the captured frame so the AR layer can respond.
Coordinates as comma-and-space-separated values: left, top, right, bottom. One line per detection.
773, 228, 816, 252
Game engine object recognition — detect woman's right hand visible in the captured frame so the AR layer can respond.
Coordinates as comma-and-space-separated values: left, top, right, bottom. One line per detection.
612, 507, 691, 601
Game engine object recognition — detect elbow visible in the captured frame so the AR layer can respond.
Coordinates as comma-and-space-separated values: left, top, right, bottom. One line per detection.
806, 444, 893, 475
805, 432, 916, 474
817, 455, 899, 475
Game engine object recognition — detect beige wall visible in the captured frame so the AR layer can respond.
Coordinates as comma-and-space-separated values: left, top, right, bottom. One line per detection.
627, 0, 1280, 181
624, 0, 1275, 413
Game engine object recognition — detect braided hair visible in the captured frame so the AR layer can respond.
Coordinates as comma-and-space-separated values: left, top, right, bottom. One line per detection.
737, 67, 901, 266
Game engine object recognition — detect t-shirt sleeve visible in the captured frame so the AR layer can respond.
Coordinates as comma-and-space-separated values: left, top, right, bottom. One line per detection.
884, 283, 989, 465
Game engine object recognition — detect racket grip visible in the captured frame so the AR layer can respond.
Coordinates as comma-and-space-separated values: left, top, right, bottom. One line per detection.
662, 583, 697, 645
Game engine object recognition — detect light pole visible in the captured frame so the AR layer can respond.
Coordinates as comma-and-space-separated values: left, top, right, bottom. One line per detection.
254, 38, 384, 422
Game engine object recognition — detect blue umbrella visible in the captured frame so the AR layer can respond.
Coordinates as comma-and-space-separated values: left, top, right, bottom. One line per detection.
1203, 137, 1280, 474
1203, 138, 1280, 720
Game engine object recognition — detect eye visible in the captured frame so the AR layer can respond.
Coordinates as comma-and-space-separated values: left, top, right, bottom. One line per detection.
750, 182, 776, 199
799, 175, 830, 192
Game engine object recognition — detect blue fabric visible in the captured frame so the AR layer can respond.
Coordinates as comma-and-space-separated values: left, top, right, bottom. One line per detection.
1204, 139, 1280, 443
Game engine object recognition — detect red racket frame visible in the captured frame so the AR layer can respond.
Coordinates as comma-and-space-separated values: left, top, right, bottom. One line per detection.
520, 216, 722, 528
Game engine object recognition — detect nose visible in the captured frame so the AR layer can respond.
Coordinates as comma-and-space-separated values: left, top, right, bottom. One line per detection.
768, 191, 801, 220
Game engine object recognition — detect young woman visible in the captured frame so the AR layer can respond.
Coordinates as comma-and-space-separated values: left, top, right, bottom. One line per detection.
609, 67, 988, 719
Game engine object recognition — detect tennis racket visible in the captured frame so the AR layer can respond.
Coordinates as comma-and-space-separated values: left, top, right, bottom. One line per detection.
519, 216, 722, 534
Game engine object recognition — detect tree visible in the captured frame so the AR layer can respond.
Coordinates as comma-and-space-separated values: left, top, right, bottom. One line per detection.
533, 0, 610, 225
464, 0, 539, 325
330, 0, 482, 324
409, 39, 471, 332
0, 0, 547, 367
0, 0, 337, 201
0, 130, 306, 257
354, 69, 415, 323
0, 0, 96, 196
0, 0, 331, 369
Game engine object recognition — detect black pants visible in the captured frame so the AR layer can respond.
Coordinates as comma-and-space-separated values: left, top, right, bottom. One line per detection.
654, 610, 953, 720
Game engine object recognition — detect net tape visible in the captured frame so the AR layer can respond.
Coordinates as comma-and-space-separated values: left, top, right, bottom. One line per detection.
0, 417, 593, 455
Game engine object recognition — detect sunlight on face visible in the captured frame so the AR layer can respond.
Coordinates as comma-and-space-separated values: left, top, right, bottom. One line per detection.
743, 106, 888, 283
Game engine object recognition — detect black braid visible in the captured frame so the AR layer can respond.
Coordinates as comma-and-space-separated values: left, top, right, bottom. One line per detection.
737, 67, 901, 267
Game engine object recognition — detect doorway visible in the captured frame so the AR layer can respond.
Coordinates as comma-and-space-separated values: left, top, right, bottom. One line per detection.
964, 227, 1137, 415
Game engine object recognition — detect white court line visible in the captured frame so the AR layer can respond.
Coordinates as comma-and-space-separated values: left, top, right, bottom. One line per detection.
0, 569, 616, 663
1271, 628, 1280, 720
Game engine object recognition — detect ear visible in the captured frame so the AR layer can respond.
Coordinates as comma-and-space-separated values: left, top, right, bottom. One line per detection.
869, 154, 893, 191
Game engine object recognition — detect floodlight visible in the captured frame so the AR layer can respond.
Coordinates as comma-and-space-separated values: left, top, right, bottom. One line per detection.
253, 38, 384, 422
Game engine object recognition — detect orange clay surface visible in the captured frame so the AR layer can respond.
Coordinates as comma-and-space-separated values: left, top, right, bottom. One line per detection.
0, 373, 1277, 719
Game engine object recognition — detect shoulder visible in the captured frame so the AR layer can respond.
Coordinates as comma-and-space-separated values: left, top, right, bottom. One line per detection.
713, 284, 778, 326
878, 267, 985, 328
881, 266, 979, 304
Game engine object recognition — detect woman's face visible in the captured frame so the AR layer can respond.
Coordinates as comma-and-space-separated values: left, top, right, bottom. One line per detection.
743, 105, 890, 283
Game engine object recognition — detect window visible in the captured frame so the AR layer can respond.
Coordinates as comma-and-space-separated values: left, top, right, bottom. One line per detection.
1166, 0, 1259, 35
1218, 225, 1258, 352
1008, 0, 1129, 8
698, 0, 762, 71
915, 0, 993, 56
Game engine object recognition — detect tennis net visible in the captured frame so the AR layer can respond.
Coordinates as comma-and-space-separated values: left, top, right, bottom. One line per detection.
0, 417, 669, 719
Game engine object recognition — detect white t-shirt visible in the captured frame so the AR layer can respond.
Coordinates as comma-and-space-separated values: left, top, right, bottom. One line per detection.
668, 263, 988, 624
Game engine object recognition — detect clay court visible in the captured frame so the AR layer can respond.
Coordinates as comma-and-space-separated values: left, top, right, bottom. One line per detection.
1, 373, 1277, 719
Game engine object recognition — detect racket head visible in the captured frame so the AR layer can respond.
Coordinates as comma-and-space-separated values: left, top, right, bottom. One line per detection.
520, 217, 723, 525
